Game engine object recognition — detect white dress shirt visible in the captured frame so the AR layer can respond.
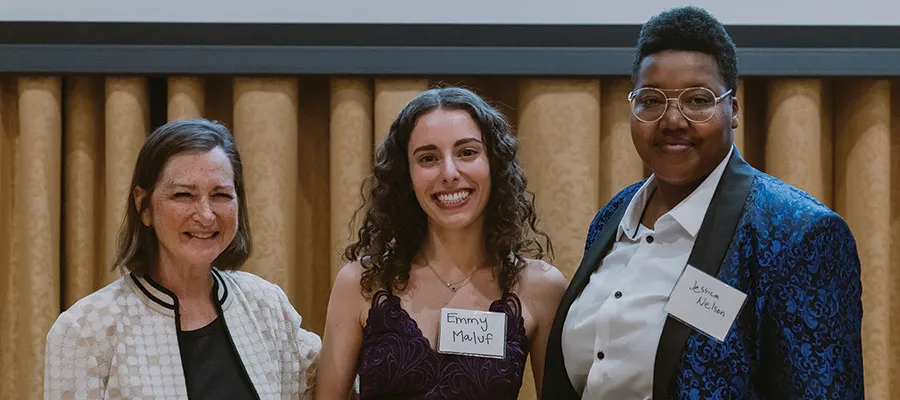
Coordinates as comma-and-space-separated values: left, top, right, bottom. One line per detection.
561, 148, 732, 399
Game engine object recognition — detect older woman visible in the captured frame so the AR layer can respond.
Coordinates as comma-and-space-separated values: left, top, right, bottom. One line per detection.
317, 87, 568, 399
44, 119, 321, 399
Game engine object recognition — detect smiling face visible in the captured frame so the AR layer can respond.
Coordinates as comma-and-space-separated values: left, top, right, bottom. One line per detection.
407, 108, 492, 232
630, 49, 738, 187
135, 147, 239, 272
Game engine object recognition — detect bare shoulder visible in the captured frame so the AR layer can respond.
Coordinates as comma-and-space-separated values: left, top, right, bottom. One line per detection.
334, 261, 365, 291
327, 261, 371, 330
523, 259, 568, 286
518, 258, 568, 298
515, 259, 567, 335
330, 260, 369, 305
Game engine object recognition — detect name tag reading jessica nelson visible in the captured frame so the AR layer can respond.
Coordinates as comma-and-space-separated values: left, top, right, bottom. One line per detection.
437, 308, 506, 359
665, 264, 748, 342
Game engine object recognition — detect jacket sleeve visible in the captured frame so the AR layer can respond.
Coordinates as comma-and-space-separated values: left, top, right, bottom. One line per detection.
766, 213, 865, 399
273, 285, 325, 400
44, 310, 109, 399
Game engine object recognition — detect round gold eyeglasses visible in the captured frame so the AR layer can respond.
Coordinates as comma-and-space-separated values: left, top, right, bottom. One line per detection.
627, 87, 733, 123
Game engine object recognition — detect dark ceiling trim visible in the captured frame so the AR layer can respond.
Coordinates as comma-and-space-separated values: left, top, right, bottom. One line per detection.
1, 22, 900, 48
0, 44, 897, 76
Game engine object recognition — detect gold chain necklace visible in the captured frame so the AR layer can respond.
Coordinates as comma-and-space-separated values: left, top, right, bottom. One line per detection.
424, 261, 479, 293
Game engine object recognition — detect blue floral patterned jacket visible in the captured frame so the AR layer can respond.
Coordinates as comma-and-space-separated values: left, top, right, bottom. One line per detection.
542, 150, 864, 399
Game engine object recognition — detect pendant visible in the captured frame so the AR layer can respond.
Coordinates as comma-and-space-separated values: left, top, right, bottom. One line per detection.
448, 283, 457, 292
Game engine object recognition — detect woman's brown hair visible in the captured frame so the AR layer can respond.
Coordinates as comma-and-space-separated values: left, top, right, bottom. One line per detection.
344, 87, 552, 295
113, 119, 252, 276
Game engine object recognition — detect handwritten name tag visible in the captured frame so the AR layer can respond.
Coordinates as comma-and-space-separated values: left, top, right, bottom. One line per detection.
665, 264, 747, 342
437, 308, 506, 359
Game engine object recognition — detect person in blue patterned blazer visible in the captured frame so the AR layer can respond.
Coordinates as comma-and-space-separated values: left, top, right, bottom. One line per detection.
541, 6, 864, 400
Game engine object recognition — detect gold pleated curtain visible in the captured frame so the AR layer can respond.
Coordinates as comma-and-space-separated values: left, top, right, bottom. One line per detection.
0, 76, 897, 399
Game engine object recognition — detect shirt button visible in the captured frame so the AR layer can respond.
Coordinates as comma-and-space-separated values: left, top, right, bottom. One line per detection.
646, 235, 654, 243
614, 291, 622, 299
596, 351, 605, 360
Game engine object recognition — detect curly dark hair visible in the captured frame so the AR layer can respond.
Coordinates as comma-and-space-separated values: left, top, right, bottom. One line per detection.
344, 87, 552, 295
632, 6, 738, 94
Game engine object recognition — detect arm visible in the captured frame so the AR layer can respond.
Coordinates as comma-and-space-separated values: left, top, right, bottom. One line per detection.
44, 311, 108, 399
766, 214, 864, 399
316, 262, 367, 400
522, 260, 569, 398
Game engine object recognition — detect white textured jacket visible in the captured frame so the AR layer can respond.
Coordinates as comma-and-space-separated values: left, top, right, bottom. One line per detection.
44, 269, 321, 399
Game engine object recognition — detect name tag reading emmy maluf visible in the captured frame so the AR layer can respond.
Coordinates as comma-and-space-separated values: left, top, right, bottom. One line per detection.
665, 264, 748, 342
438, 308, 506, 359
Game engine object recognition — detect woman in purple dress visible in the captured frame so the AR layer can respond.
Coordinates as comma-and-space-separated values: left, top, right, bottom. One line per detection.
317, 87, 567, 399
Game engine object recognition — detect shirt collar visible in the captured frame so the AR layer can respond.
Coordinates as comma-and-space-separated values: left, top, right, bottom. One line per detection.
618, 146, 733, 239
128, 268, 231, 317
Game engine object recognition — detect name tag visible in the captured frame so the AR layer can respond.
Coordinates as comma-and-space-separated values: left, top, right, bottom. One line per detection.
665, 264, 747, 342
437, 308, 506, 359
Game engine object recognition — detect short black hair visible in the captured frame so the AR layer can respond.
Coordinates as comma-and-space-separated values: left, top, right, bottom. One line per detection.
631, 6, 738, 94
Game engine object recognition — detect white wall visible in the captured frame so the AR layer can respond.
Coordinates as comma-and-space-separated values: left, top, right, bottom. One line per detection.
0, 0, 896, 25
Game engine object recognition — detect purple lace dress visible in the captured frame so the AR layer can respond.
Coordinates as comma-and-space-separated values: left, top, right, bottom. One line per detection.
358, 290, 529, 399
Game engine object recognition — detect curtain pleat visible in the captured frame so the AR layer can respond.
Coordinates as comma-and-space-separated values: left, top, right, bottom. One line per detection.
232, 77, 300, 301
63, 76, 104, 307
167, 77, 205, 121
328, 78, 373, 281
373, 78, 428, 146
766, 79, 833, 205
6, 77, 62, 398
835, 79, 893, 399
600, 79, 644, 203
104, 77, 149, 283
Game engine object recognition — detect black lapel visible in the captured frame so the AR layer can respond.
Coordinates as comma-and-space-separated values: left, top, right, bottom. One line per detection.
565, 203, 629, 308
543, 200, 631, 399
652, 149, 759, 399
